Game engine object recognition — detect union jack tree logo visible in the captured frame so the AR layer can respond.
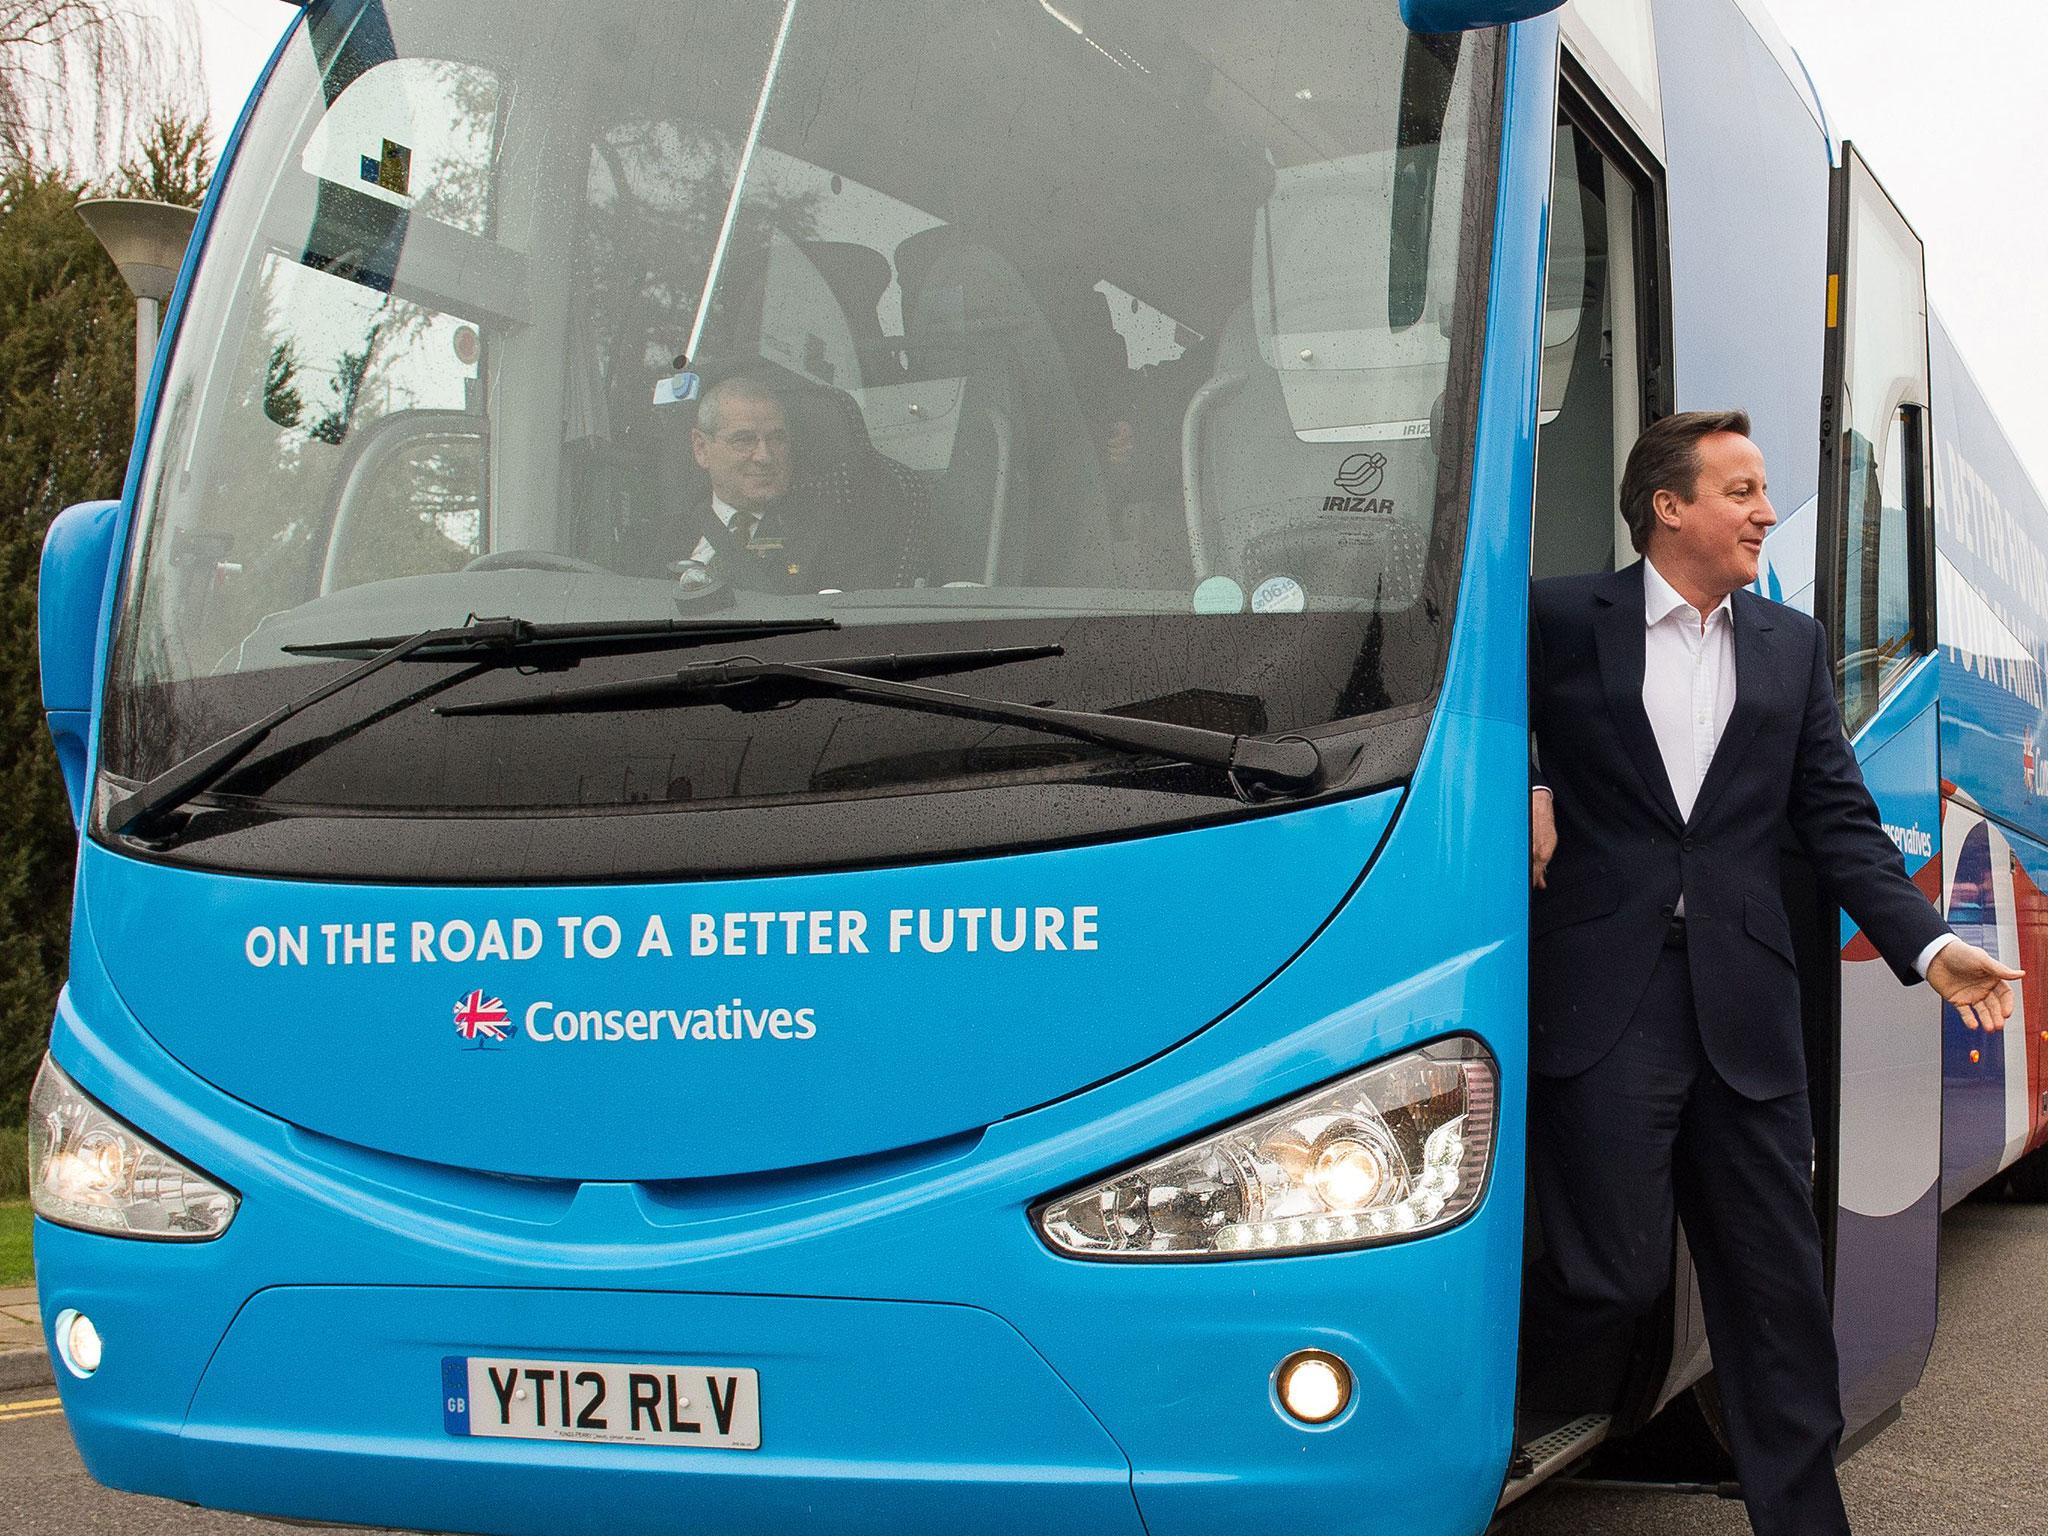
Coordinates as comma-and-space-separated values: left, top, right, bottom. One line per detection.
453, 989, 513, 1045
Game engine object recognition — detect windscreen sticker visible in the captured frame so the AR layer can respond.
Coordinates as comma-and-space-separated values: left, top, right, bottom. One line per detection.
1335, 452, 1388, 495
361, 138, 413, 196
1192, 575, 1245, 614
652, 369, 701, 407
1323, 452, 1398, 514
1251, 576, 1307, 614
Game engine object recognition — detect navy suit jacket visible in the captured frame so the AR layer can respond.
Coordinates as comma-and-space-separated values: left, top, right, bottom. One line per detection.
1530, 561, 1949, 1100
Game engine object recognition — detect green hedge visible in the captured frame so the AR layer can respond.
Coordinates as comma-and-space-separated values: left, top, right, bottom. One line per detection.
0, 167, 137, 1128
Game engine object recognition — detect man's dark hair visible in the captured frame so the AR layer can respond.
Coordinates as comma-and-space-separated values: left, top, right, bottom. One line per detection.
1618, 409, 1754, 552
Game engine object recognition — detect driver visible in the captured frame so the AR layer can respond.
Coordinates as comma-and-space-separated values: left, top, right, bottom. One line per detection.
674, 376, 829, 593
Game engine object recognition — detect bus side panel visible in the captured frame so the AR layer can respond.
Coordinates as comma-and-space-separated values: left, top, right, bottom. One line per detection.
1930, 313, 2048, 1187
2010, 837, 2048, 1161
1832, 665, 1942, 1434
1654, 0, 1828, 614
1932, 795, 2046, 1197
1936, 802, 2010, 1199
1931, 316, 2048, 850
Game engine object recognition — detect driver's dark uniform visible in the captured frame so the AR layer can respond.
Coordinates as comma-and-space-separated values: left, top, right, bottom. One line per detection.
671, 492, 835, 595
661, 474, 924, 595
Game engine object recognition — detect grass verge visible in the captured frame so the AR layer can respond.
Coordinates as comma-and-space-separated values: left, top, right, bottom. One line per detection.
0, 1125, 24, 1199
0, 1203, 31, 1288
0, 1125, 33, 1286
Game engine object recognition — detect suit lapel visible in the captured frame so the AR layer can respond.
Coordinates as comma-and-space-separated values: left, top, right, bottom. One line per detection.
754, 499, 822, 587
1685, 588, 1776, 831
1592, 563, 1685, 831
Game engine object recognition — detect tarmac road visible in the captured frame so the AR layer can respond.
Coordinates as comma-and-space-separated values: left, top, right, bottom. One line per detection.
2, 1194, 2043, 1535
1499, 1192, 2048, 1536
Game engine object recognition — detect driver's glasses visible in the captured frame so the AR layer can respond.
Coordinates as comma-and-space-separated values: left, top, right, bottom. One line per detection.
716, 430, 790, 456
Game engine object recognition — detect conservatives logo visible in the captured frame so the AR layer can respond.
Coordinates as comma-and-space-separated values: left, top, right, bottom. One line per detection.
453, 988, 514, 1047
445, 986, 822, 1050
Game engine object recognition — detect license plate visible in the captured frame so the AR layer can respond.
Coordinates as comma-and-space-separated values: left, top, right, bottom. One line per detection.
443, 1356, 760, 1450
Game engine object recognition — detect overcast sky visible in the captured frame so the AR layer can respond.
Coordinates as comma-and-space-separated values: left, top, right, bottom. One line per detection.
191, 0, 289, 125
188, 0, 2048, 492
1765, 0, 2048, 498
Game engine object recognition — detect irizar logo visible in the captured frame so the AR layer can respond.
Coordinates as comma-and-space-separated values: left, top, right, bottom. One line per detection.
1335, 452, 1388, 495
1323, 451, 1395, 514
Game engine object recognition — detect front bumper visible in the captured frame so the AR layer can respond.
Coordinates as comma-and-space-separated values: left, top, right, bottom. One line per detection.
58, 1269, 1140, 1533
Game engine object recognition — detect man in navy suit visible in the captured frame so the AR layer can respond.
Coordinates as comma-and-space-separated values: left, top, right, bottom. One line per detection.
1525, 409, 2019, 1536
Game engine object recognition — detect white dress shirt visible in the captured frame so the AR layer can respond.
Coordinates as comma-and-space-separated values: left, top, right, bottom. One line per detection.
1539, 558, 1952, 977
689, 495, 758, 566
1641, 556, 1736, 824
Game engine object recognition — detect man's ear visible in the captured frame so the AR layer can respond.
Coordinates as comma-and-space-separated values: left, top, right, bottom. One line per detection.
1652, 486, 1684, 532
691, 429, 711, 471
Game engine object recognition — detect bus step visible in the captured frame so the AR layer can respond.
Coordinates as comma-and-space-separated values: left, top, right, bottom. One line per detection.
1496, 1413, 1612, 1511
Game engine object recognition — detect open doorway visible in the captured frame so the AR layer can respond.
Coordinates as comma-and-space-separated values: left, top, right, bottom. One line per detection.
1530, 90, 1664, 582
1511, 73, 1679, 1503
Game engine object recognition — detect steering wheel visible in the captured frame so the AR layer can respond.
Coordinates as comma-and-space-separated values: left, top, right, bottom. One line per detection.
461, 550, 613, 575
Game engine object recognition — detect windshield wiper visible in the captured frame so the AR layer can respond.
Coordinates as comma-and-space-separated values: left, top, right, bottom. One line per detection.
106, 614, 840, 839
440, 642, 1064, 712
439, 647, 1325, 794
279, 614, 836, 661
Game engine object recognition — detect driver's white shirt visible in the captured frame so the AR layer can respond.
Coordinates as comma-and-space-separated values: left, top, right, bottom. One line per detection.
690, 495, 757, 566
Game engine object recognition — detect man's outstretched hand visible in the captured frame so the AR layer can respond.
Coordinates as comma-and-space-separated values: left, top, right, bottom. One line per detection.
1531, 789, 1556, 890
1926, 941, 2024, 1033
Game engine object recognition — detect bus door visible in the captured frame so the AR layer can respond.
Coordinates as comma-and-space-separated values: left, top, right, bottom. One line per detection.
1813, 140, 1942, 1443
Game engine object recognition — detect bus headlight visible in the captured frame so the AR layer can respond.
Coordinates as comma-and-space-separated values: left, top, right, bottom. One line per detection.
28, 1057, 239, 1241
1036, 1037, 1495, 1259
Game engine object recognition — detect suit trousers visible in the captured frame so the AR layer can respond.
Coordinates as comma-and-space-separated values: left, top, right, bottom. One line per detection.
1523, 940, 1851, 1536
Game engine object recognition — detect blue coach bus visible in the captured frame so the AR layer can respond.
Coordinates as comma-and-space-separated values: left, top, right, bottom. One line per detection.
29, 0, 2048, 1530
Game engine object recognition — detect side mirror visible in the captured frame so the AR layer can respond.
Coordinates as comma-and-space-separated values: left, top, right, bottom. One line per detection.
40, 500, 124, 826
1402, 0, 1566, 31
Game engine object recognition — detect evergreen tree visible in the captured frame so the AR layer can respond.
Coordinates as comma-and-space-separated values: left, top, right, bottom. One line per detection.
113, 108, 212, 207
0, 117, 206, 1119
262, 340, 305, 430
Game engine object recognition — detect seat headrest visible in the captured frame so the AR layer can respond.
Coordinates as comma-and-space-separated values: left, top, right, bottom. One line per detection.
799, 241, 893, 345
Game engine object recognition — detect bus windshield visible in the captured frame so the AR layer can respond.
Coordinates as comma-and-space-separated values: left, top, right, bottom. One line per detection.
101, 0, 1495, 859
